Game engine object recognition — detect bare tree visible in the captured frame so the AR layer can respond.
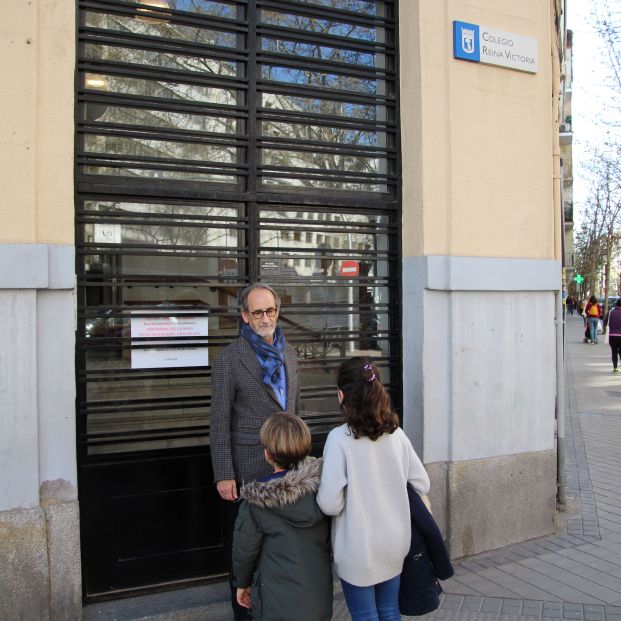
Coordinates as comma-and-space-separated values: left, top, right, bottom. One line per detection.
574, 149, 621, 315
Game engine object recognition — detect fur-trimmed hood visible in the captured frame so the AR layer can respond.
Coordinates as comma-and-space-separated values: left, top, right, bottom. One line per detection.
239, 456, 324, 527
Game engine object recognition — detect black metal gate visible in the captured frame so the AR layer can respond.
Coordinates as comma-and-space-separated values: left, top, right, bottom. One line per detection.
76, 0, 401, 599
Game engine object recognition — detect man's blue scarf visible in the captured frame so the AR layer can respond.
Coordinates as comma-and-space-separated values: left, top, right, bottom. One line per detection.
241, 323, 286, 397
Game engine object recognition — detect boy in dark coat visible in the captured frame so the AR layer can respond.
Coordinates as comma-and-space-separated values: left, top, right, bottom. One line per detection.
232, 413, 333, 621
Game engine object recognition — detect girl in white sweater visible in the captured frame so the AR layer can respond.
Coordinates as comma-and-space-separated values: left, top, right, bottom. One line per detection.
317, 357, 430, 621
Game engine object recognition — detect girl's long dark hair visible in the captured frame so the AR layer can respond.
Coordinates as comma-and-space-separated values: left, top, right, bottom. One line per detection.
337, 357, 399, 441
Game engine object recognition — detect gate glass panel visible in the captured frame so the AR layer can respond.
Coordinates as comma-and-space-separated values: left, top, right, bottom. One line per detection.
76, 0, 400, 598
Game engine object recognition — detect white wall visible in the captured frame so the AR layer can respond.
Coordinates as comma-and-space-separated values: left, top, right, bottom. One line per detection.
423, 289, 556, 464
402, 255, 559, 464
0, 291, 40, 509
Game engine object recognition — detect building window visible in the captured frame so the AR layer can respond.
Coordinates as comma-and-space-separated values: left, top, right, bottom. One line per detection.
76, 0, 401, 596
76, 0, 400, 454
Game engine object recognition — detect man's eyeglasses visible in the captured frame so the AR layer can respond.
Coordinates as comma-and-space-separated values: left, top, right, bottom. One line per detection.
249, 307, 278, 319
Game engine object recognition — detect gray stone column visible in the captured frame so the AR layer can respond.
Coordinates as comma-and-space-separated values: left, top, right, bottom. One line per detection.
0, 243, 81, 620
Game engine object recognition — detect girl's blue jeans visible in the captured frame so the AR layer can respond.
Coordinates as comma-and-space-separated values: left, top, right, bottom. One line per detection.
588, 316, 599, 342
340, 575, 401, 621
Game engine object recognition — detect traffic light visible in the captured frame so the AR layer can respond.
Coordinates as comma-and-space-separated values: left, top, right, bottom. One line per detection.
575, 273, 584, 284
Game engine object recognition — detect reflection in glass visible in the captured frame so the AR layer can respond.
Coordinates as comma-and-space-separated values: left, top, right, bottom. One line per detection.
84, 134, 237, 164
83, 165, 236, 183
262, 93, 379, 120
262, 121, 379, 147
87, 106, 239, 136
260, 10, 377, 42
261, 38, 375, 68
85, 44, 239, 76
83, 200, 240, 218
263, 149, 379, 173
83, 73, 238, 106
85, 11, 237, 47
114, 0, 238, 19
292, 0, 380, 14
278, 284, 389, 359
262, 65, 377, 94
77, 0, 398, 455
84, 222, 238, 251
256, 208, 390, 358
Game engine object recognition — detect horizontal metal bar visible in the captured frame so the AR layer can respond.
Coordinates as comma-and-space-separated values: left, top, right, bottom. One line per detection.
78, 211, 247, 224
257, 80, 395, 104
258, 0, 395, 29
78, 155, 248, 175
78, 91, 249, 118
78, 59, 249, 90
257, 136, 395, 155
255, 51, 395, 80
257, 23, 393, 54
257, 167, 395, 182
81, 0, 249, 28
78, 279, 244, 288
77, 182, 252, 202
82, 429, 210, 446
257, 109, 395, 131
79, 124, 249, 146
255, 193, 399, 208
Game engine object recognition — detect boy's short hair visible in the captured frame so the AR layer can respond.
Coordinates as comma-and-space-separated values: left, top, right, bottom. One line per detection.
260, 413, 312, 470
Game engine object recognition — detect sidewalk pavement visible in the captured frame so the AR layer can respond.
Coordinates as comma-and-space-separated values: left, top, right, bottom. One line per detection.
84, 315, 621, 621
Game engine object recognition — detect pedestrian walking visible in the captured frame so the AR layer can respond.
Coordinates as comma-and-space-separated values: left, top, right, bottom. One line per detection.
317, 357, 430, 621
604, 298, 621, 373
585, 295, 602, 344
232, 413, 332, 621
210, 283, 302, 621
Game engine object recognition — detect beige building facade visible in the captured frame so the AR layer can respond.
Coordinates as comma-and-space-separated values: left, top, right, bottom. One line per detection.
0, 1, 565, 618
401, 2, 563, 558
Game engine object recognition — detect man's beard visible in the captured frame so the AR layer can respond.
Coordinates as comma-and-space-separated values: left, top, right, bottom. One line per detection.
252, 324, 275, 340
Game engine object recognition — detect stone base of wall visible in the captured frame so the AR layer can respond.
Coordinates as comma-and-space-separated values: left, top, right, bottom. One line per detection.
0, 501, 81, 621
428, 450, 557, 559
46, 500, 82, 620
426, 461, 449, 537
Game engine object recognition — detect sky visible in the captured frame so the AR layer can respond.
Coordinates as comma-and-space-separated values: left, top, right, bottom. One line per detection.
567, 1, 620, 225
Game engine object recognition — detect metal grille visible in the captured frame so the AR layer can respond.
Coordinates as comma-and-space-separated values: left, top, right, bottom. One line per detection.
76, 0, 401, 457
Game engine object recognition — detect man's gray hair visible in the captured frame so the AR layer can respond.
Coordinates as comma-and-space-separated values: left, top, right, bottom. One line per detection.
239, 283, 281, 312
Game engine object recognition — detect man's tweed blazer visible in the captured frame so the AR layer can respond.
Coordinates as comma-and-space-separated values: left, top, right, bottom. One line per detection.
210, 336, 302, 485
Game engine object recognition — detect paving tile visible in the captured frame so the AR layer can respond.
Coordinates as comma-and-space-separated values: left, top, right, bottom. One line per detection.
481, 598, 503, 613
461, 596, 483, 612
441, 578, 481, 596
460, 560, 489, 572
576, 546, 621, 567
522, 602, 544, 614
520, 557, 621, 603
446, 573, 502, 593
478, 558, 500, 569
557, 548, 621, 573
472, 565, 559, 600
543, 606, 563, 618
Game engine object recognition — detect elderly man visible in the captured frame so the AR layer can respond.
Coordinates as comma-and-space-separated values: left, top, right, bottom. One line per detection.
210, 283, 301, 621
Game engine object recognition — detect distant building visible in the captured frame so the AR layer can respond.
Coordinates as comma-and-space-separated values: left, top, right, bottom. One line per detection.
561, 28, 575, 287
